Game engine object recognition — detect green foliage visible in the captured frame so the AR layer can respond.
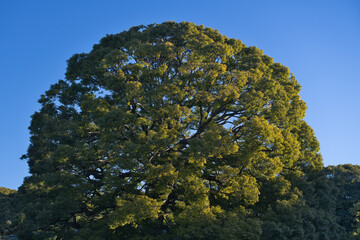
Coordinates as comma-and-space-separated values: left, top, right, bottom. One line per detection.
0, 187, 17, 196
0, 187, 18, 236
324, 165, 360, 239
258, 170, 346, 240
350, 202, 360, 239
18, 21, 325, 239
258, 164, 360, 240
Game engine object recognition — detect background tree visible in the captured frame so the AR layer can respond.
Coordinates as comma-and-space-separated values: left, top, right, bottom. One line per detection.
19, 21, 323, 239
324, 165, 360, 239
0, 187, 18, 236
258, 170, 346, 240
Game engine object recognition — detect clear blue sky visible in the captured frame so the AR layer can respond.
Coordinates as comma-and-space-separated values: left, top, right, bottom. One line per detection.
1, 0, 359, 190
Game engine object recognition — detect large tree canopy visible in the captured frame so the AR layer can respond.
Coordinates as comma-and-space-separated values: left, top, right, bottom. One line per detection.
19, 21, 324, 239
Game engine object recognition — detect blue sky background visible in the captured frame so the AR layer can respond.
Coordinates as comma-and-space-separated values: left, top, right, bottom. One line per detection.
1, 0, 359, 190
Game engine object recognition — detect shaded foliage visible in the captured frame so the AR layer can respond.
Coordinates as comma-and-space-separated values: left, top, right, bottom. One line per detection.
324, 165, 360, 239
0, 187, 18, 236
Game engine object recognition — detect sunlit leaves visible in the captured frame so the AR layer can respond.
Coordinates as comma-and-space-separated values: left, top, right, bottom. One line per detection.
108, 194, 161, 229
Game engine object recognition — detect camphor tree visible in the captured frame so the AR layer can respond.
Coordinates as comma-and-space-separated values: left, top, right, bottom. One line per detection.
18, 21, 322, 239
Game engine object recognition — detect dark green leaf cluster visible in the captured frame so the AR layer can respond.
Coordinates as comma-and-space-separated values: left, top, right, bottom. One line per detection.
258, 165, 360, 240
0, 187, 18, 237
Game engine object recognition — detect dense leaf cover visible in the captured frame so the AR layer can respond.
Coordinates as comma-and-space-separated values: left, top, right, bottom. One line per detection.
0, 187, 18, 236
14, 22, 358, 239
